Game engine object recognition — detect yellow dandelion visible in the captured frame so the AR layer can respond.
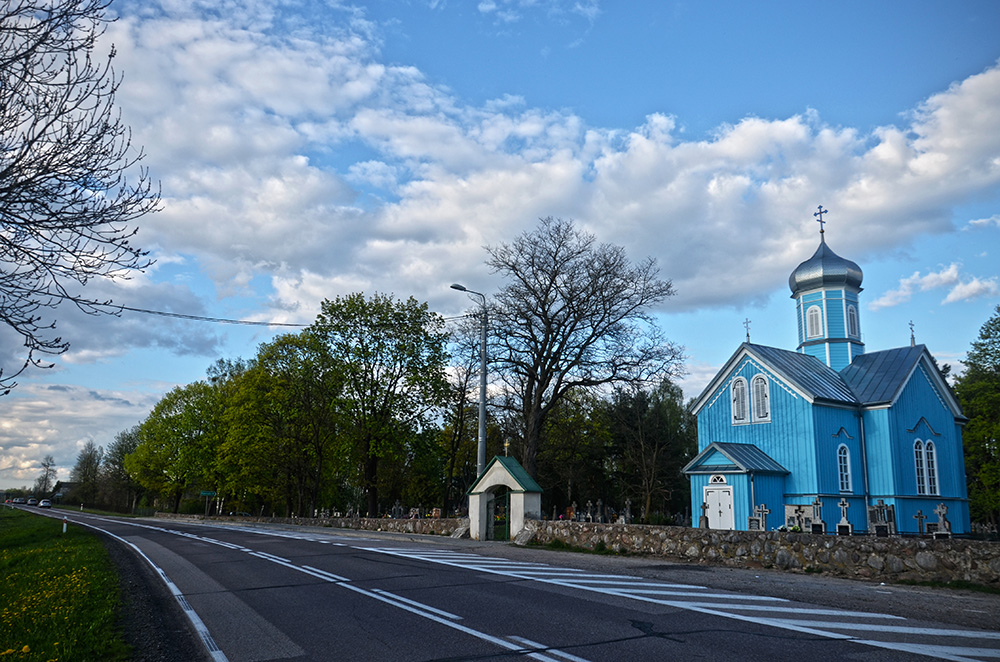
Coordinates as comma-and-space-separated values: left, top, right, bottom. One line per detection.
21, 646, 30, 653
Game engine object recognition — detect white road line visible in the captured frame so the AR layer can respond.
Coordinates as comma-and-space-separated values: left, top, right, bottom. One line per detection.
371, 589, 464, 620
672, 602, 906, 619
766, 620, 1000, 639
507, 636, 592, 662
57, 516, 229, 662
854, 640, 1000, 662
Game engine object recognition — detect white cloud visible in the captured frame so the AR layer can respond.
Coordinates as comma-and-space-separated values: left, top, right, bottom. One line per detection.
941, 276, 1000, 304
968, 214, 1000, 229
0, 384, 163, 489
869, 263, 998, 310
103, 3, 1000, 335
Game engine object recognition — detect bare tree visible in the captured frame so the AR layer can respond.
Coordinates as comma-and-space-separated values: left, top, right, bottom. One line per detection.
486, 217, 683, 477
34, 454, 57, 495
71, 440, 103, 504
0, 0, 159, 392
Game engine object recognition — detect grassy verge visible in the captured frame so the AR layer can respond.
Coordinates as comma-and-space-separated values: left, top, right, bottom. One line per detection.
0, 508, 130, 661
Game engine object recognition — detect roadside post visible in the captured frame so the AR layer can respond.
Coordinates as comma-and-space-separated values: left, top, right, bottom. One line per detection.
201, 491, 216, 517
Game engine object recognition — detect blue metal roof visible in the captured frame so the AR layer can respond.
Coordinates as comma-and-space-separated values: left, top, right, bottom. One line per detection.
840, 345, 925, 405
684, 442, 789, 475
745, 344, 858, 404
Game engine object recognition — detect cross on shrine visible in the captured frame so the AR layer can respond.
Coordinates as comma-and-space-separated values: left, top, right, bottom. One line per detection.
814, 205, 829, 233
743, 318, 751, 343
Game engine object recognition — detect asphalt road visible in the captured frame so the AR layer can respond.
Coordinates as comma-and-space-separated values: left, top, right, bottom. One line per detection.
25, 509, 1000, 661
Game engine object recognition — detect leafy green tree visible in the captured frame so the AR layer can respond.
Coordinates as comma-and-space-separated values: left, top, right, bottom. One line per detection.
101, 425, 143, 512
440, 316, 483, 515
126, 381, 219, 512
486, 217, 682, 477
70, 440, 103, 505
605, 380, 696, 522
219, 333, 344, 516
954, 304, 1000, 528
535, 389, 611, 516
310, 293, 450, 517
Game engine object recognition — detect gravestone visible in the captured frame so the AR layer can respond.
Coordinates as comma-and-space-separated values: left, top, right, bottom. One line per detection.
810, 496, 825, 534
836, 498, 853, 536
868, 499, 896, 536
933, 503, 952, 539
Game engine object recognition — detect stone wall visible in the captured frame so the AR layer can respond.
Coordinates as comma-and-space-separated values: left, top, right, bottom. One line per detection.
521, 520, 1000, 585
155, 512, 467, 537
153, 513, 1000, 585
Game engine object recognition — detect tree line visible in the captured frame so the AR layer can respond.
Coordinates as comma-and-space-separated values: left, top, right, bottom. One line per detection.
43, 219, 694, 521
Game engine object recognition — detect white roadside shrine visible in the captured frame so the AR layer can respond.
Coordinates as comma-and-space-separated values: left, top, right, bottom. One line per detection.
467, 456, 542, 541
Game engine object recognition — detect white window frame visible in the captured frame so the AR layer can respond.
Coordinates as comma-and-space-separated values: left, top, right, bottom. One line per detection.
837, 444, 852, 492
731, 377, 749, 424
914, 440, 926, 495
925, 441, 939, 496
806, 305, 823, 338
751, 374, 770, 422
847, 305, 859, 337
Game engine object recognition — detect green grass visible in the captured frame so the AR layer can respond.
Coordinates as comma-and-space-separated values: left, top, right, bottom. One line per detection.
0, 508, 131, 661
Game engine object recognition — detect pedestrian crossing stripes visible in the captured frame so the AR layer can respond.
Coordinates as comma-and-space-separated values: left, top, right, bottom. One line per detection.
359, 546, 1000, 662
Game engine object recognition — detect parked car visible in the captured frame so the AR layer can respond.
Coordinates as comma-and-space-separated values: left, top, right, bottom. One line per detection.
38, 499, 52, 508
12, 497, 25, 504
27, 498, 38, 506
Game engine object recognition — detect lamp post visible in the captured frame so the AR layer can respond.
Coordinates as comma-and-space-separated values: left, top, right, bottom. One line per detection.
451, 283, 488, 478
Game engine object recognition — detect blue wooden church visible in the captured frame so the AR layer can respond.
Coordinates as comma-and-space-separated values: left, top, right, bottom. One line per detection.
684, 214, 970, 535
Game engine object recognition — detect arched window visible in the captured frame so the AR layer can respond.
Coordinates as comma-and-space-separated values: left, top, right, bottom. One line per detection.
731, 378, 748, 424
837, 445, 852, 492
925, 442, 938, 495
751, 374, 770, 422
847, 305, 859, 337
806, 306, 823, 338
914, 440, 926, 495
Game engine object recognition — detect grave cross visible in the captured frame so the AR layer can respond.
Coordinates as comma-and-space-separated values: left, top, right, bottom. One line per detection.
754, 504, 770, 530
934, 503, 950, 530
837, 498, 850, 523
811, 496, 823, 519
913, 509, 926, 535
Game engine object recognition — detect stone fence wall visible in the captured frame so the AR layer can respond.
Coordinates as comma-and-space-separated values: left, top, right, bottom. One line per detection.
521, 519, 1000, 585
153, 513, 1000, 585
155, 512, 466, 537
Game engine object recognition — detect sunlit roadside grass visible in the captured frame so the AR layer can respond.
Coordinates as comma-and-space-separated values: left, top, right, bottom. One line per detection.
0, 508, 130, 661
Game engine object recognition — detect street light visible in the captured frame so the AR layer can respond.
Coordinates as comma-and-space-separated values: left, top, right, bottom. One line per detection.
451, 283, 488, 478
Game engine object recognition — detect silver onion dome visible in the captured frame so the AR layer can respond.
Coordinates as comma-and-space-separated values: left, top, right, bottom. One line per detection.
789, 235, 863, 295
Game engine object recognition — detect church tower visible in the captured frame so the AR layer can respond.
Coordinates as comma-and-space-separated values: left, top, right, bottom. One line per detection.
788, 207, 864, 371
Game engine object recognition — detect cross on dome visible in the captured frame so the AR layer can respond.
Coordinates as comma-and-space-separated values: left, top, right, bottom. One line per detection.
814, 205, 829, 234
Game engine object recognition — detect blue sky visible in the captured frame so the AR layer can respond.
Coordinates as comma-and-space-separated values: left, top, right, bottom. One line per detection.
2, 0, 999, 489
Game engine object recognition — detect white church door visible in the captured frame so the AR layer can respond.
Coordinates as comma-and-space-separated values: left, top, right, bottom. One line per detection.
704, 482, 734, 530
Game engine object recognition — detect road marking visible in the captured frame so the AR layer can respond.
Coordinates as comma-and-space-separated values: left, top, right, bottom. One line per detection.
507, 635, 592, 662
371, 589, 464, 620
357, 546, 1000, 662
52, 515, 229, 662
63, 516, 1000, 662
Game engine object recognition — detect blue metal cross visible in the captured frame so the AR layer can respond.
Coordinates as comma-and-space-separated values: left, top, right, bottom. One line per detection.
814, 205, 829, 233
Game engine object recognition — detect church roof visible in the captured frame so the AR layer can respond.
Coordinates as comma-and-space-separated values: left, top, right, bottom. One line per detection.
788, 235, 863, 296
683, 441, 790, 475
746, 344, 858, 404
840, 345, 926, 405
692, 341, 964, 418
